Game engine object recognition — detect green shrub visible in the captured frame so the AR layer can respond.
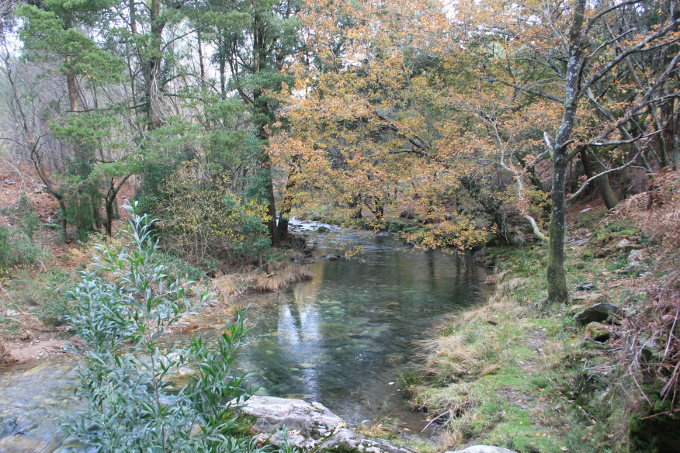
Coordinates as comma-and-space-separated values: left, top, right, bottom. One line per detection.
155, 163, 270, 264
1, 193, 40, 242
64, 204, 264, 452
0, 226, 45, 268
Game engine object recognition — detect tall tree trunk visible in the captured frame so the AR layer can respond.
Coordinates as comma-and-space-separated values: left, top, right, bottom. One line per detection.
140, 0, 164, 130
253, 13, 280, 247
197, 30, 206, 82
547, 157, 569, 305
66, 71, 78, 112
547, 0, 586, 305
277, 175, 295, 241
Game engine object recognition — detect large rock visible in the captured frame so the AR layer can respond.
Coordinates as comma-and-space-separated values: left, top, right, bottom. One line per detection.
235, 396, 416, 452
236, 396, 344, 449
318, 428, 416, 453
571, 292, 608, 305
574, 303, 626, 324
446, 446, 518, 453
627, 249, 643, 263
0, 435, 55, 453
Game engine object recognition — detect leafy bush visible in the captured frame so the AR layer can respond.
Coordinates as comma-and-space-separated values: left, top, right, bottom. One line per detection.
1, 193, 40, 242
0, 226, 45, 269
65, 205, 262, 452
0, 194, 45, 268
155, 163, 270, 264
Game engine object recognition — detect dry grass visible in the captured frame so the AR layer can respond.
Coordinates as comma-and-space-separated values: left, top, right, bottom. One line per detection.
413, 277, 529, 394
252, 262, 313, 292
0, 341, 16, 365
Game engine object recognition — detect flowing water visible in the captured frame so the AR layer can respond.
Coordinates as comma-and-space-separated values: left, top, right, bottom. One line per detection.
0, 221, 489, 450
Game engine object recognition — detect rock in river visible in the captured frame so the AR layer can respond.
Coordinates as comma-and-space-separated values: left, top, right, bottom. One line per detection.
235, 396, 416, 452
318, 428, 415, 453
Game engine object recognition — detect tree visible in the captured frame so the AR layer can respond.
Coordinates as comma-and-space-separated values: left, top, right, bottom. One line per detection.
196, 0, 301, 246
451, 0, 679, 303
15, 0, 127, 237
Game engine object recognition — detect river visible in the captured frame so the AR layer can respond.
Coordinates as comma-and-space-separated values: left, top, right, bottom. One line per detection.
0, 221, 489, 451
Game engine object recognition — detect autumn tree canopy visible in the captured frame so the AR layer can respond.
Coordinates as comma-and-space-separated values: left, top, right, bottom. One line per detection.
1, 0, 678, 299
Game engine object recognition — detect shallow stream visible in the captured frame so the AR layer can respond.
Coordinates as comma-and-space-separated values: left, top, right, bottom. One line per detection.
0, 221, 488, 450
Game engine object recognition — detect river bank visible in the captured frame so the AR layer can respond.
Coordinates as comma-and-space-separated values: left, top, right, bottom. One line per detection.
402, 204, 679, 452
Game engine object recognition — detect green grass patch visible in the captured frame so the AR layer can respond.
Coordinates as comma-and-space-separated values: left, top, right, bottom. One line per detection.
408, 244, 627, 452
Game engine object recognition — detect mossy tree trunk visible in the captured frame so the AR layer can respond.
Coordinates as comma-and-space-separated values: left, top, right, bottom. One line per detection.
547, 0, 586, 305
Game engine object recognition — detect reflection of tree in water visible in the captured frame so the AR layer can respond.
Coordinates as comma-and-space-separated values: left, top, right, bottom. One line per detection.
236, 233, 487, 422
275, 286, 323, 400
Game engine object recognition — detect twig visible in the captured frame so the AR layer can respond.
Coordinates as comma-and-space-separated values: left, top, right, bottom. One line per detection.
421, 409, 451, 432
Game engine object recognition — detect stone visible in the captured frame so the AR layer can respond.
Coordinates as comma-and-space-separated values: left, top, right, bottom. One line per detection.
571, 292, 608, 305
318, 428, 416, 453
574, 303, 626, 324
235, 396, 344, 450
165, 365, 196, 392
567, 304, 586, 316
319, 254, 341, 261
627, 249, 643, 263
581, 338, 612, 350
615, 238, 632, 250
0, 435, 54, 453
316, 226, 330, 233
575, 281, 596, 291
235, 396, 415, 452
445, 446, 518, 453
585, 322, 611, 342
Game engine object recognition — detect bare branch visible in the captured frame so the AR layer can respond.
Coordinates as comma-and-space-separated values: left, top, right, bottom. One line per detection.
567, 151, 641, 204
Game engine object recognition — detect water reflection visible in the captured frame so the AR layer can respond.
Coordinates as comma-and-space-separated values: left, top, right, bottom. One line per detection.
229, 231, 487, 424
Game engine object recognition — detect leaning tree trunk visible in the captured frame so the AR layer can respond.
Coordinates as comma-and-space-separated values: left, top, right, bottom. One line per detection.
587, 149, 619, 209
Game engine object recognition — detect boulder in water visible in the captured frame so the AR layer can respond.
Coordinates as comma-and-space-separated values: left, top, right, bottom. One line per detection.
236, 396, 344, 449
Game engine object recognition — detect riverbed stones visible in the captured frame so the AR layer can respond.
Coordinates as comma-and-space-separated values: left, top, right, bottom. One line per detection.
0, 434, 55, 453
235, 396, 416, 452
574, 303, 626, 324
445, 446, 518, 453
